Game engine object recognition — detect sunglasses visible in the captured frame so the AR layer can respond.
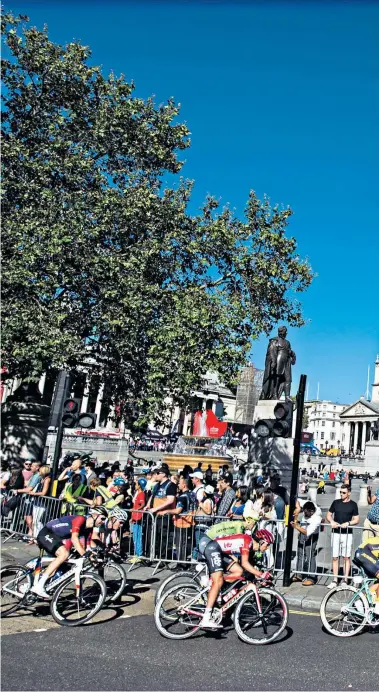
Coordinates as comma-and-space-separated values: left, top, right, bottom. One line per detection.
340, 491, 348, 495
24, 463, 32, 466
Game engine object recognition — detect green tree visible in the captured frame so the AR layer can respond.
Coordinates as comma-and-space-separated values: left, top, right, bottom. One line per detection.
1, 13, 314, 426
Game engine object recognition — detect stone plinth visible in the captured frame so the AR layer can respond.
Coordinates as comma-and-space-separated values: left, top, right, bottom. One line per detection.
247, 400, 294, 489
1, 401, 51, 462
364, 441, 379, 473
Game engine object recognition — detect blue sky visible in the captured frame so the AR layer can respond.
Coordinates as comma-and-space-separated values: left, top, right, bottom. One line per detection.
8, 0, 379, 404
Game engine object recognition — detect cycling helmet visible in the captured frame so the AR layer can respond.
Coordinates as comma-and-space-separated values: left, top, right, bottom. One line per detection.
254, 528, 274, 545
110, 507, 129, 523
89, 506, 109, 519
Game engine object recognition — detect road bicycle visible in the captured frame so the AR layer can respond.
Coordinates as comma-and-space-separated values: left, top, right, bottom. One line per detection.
154, 572, 288, 645
154, 562, 209, 609
320, 570, 379, 637
0, 549, 106, 626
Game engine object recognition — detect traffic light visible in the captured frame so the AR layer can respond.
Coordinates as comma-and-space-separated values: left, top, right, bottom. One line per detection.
62, 398, 97, 429
254, 401, 293, 439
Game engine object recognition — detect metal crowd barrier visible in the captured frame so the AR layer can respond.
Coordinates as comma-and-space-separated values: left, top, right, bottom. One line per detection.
0, 492, 63, 542
2, 491, 376, 586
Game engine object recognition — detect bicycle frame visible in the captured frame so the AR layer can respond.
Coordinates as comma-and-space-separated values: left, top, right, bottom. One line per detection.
344, 576, 377, 617
2, 553, 89, 602
179, 579, 262, 620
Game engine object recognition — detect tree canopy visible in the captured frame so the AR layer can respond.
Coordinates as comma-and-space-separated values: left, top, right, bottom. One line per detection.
2, 12, 314, 426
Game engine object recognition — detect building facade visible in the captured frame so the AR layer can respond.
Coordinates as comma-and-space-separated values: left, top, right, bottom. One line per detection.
305, 400, 347, 451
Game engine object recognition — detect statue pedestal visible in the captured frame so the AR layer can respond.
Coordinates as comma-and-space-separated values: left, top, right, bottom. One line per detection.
247, 399, 294, 489
363, 441, 379, 474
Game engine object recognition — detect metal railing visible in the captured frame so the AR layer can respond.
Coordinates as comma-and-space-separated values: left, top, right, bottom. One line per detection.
1, 491, 63, 542
2, 494, 377, 585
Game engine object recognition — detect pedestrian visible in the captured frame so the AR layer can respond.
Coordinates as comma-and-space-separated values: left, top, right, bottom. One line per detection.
215, 472, 236, 521
21, 460, 33, 484
129, 477, 147, 564
146, 464, 177, 560
326, 484, 360, 587
15, 461, 42, 540
84, 460, 98, 486
291, 501, 322, 585
189, 471, 205, 505
363, 487, 379, 542
165, 476, 194, 562
193, 461, 203, 474
0, 460, 11, 499
205, 464, 213, 485
268, 474, 288, 520
28, 465, 51, 537
228, 486, 249, 518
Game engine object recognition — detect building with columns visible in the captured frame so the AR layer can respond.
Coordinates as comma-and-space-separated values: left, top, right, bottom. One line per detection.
338, 355, 379, 454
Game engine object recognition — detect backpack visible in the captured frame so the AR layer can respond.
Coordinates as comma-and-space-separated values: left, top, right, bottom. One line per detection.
173, 491, 196, 529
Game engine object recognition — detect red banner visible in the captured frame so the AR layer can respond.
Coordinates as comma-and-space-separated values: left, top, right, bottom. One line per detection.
193, 410, 227, 438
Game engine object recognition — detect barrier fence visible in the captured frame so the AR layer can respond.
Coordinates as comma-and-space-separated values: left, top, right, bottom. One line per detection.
1, 493, 377, 583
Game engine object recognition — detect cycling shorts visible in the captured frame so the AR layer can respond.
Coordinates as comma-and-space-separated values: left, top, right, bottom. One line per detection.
37, 527, 64, 556
354, 546, 379, 579
198, 536, 233, 574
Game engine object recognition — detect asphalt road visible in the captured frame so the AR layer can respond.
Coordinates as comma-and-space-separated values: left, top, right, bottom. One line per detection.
2, 611, 378, 691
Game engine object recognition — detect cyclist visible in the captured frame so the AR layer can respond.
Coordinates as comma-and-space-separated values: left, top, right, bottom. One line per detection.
198, 512, 274, 629
353, 532, 379, 614
32, 507, 108, 598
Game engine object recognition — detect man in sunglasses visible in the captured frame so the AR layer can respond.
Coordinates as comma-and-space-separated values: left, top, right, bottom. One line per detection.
326, 484, 360, 588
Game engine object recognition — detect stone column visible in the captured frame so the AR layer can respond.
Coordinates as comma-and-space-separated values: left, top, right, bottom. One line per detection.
38, 372, 47, 396
308, 482, 318, 504
358, 484, 368, 506
361, 422, 366, 454
353, 422, 359, 453
80, 377, 90, 413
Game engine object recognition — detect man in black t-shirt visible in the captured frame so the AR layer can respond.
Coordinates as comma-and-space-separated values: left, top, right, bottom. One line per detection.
146, 464, 177, 560
163, 476, 193, 561
326, 484, 360, 587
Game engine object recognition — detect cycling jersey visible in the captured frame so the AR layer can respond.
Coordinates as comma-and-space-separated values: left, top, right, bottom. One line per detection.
46, 515, 86, 538
354, 537, 379, 579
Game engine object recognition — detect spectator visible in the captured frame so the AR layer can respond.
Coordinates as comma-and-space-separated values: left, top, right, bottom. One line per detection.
59, 460, 90, 516
58, 455, 87, 486
21, 460, 33, 484
181, 464, 194, 480
291, 501, 322, 586
15, 461, 43, 539
147, 464, 177, 514
326, 484, 360, 587
28, 465, 51, 537
146, 464, 177, 560
170, 474, 180, 486
4, 462, 24, 492
215, 472, 236, 521
85, 460, 97, 486
189, 471, 205, 505
129, 477, 147, 563
193, 461, 203, 474
363, 487, 379, 542
0, 461, 11, 498
228, 486, 249, 518
165, 476, 194, 561
268, 475, 288, 520
205, 464, 213, 485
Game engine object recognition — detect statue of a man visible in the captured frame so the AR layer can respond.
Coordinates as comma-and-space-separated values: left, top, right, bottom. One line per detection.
260, 326, 296, 400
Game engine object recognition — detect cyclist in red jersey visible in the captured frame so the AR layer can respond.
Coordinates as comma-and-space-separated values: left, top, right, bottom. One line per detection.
198, 516, 274, 629
32, 507, 108, 598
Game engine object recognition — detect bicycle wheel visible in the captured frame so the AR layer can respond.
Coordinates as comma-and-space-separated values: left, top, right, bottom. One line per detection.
50, 572, 106, 626
154, 569, 204, 607
320, 585, 368, 637
0, 565, 32, 616
154, 582, 206, 640
234, 587, 288, 645
101, 561, 127, 603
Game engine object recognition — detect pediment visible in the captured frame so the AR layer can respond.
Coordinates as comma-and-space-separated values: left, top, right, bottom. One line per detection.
340, 399, 379, 418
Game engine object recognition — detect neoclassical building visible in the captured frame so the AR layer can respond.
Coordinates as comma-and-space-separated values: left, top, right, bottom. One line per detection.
339, 355, 379, 454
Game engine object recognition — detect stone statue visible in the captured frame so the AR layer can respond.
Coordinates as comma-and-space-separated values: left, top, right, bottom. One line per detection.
260, 326, 296, 400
